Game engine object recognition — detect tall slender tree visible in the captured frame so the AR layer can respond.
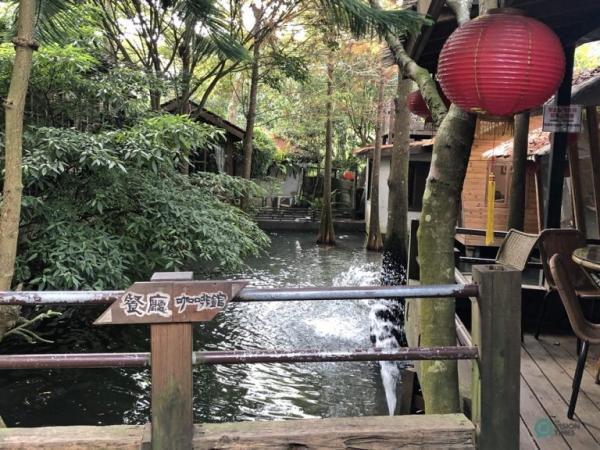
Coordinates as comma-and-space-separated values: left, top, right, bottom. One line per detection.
240, 6, 264, 210
0, 0, 38, 339
317, 53, 336, 245
370, 0, 478, 414
366, 62, 385, 251
382, 73, 411, 283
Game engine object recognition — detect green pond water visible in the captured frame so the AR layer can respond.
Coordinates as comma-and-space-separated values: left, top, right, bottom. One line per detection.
0, 231, 401, 426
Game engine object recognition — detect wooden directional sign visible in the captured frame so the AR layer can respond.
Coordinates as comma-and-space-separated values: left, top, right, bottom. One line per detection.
94, 279, 247, 325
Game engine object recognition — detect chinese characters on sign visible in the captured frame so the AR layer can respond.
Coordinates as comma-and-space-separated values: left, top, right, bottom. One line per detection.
175, 291, 228, 313
120, 291, 172, 318
119, 290, 229, 317
542, 105, 582, 133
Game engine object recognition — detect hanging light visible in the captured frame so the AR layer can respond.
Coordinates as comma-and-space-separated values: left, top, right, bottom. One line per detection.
437, 9, 565, 117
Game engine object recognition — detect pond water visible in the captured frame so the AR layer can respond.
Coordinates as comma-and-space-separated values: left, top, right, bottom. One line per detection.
0, 232, 401, 426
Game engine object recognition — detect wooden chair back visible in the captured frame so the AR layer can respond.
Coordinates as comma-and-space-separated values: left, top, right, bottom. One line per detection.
538, 228, 593, 291
549, 254, 600, 344
495, 229, 539, 271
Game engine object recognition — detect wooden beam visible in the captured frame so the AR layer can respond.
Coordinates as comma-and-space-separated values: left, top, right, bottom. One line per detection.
586, 105, 600, 237
149, 272, 194, 450
472, 265, 521, 450
0, 415, 476, 450
408, 0, 445, 61
544, 45, 575, 229
567, 137, 586, 235
508, 112, 530, 230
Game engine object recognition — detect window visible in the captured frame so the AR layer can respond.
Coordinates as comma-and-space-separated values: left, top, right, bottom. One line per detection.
486, 162, 511, 207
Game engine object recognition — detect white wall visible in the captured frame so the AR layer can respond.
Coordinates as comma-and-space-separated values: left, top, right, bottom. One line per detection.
365, 156, 391, 235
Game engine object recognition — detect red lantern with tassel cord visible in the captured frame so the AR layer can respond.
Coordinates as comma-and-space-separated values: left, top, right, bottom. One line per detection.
437, 9, 565, 117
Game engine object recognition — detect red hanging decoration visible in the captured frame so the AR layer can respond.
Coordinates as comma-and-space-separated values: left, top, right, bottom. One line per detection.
408, 89, 451, 121
408, 90, 432, 119
437, 10, 565, 117
342, 170, 354, 181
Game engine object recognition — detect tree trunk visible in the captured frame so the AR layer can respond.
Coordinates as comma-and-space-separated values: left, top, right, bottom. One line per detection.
177, 23, 194, 175
507, 112, 530, 230
382, 76, 411, 284
0, 0, 37, 340
317, 59, 336, 245
366, 65, 385, 252
369, 0, 448, 127
227, 74, 243, 123
240, 38, 261, 210
416, 105, 476, 413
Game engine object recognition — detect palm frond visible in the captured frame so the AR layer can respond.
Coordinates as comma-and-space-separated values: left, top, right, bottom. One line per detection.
176, 0, 248, 62
34, 0, 80, 44
317, 0, 430, 39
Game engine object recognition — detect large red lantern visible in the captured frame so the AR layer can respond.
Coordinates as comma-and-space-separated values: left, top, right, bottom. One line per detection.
437, 10, 565, 117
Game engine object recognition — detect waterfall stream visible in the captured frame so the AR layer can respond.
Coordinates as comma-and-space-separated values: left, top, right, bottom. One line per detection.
333, 263, 407, 416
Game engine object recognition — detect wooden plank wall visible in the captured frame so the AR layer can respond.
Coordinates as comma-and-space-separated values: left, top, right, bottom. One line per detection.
460, 116, 543, 246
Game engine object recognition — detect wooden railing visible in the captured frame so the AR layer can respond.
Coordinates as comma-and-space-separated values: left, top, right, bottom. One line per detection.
255, 206, 355, 221
0, 268, 521, 450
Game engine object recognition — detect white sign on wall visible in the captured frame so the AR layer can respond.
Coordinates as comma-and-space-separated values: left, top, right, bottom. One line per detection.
542, 105, 582, 133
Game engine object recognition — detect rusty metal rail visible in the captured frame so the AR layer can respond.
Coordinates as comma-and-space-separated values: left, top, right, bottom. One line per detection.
0, 346, 478, 370
0, 283, 478, 306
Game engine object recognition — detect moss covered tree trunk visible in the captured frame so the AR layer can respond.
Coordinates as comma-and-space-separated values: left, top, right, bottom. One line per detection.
382, 76, 411, 284
417, 105, 476, 413
317, 58, 336, 245
0, 0, 37, 339
366, 65, 385, 251
508, 112, 530, 230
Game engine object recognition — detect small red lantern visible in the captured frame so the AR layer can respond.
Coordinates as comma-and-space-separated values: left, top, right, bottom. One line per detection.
342, 170, 354, 181
408, 90, 432, 119
408, 89, 451, 121
437, 10, 565, 117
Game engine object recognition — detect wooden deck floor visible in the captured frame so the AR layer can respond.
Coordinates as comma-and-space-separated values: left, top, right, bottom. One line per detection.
520, 334, 600, 450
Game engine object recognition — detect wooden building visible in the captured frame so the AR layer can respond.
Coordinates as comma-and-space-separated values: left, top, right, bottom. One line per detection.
162, 99, 245, 175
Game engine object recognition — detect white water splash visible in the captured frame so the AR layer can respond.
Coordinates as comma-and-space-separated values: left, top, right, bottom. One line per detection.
333, 263, 405, 416
304, 317, 359, 340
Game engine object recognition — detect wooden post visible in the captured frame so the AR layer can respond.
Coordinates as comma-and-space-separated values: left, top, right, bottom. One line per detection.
471, 265, 521, 450
567, 138, 586, 234
508, 112, 530, 230
585, 106, 600, 237
545, 45, 575, 228
95, 274, 246, 450
150, 272, 194, 450
407, 219, 420, 281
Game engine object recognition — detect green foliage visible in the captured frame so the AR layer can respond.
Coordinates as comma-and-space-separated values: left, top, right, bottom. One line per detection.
251, 128, 278, 178
575, 42, 600, 71
316, 0, 428, 38
4, 118, 269, 291
0, 43, 157, 129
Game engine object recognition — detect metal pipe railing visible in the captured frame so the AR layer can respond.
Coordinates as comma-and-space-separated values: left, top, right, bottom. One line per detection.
0, 283, 479, 306
0, 346, 478, 370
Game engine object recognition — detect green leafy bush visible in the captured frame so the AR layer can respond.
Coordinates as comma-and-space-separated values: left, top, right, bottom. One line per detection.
4, 118, 269, 291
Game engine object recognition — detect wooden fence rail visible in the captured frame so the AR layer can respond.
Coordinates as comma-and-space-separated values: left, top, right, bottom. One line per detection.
0, 267, 521, 450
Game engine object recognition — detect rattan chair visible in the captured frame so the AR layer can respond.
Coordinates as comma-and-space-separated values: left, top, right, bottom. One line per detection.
495, 229, 540, 271
536, 229, 600, 339
549, 254, 600, 419
493, 230, 540, 341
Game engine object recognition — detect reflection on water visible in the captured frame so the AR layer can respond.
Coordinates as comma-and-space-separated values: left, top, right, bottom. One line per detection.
0, 232, 395, 426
